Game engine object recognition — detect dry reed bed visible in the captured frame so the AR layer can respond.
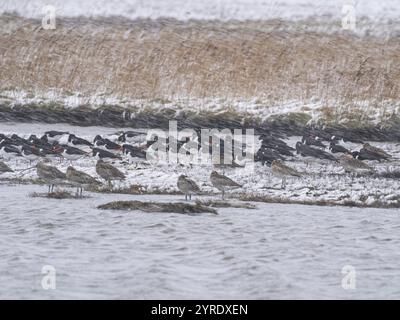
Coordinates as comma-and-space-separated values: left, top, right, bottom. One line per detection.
1, 13, 400, 106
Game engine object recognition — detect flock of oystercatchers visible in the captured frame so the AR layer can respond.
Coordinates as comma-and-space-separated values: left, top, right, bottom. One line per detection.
0, 131, 148, 163
0, 128, 396, 199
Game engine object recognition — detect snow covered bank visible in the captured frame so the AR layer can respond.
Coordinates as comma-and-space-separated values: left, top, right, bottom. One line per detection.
1, 0, 399, 25
2, 126, 400, 209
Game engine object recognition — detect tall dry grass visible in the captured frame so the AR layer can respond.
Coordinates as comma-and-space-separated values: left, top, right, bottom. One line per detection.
0, 13, 399, 106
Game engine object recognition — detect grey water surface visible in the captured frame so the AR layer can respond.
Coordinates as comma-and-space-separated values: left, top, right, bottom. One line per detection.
0, 183, 399, 299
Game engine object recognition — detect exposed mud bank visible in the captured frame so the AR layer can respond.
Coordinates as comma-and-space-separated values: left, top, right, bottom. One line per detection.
97, 200, 218, 214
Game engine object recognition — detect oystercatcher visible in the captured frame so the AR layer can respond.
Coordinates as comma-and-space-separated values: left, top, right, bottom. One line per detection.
0, 141, 22, 160
60, 145, 88, 162
67, 134, 93, 149
21, 145, 45, 164
94, 135, 122, 153
118, 131, 146, 144
43, 131, 69, 143
92, 148, 122, 160
295, 142, 337, 162
329, 142, 350, 154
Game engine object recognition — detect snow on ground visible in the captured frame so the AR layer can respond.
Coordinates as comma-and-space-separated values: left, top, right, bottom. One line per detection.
1, 0, 399, 23
1, 125, 400, 208
2, 91, 399, 126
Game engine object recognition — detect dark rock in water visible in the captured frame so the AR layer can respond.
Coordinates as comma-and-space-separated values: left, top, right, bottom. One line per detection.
30, 191, 78, 199
98, 200, 218, 214
195, 199, 256, 209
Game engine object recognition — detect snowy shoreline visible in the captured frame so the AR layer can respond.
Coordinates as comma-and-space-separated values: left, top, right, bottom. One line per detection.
2, 123, 400, 209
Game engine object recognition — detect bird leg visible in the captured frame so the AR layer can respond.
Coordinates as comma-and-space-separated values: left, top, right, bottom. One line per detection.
189, 194, 192, 201
222, 190, 225, 200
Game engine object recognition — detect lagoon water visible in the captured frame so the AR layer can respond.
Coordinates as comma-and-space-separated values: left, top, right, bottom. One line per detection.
0, 183, 400, 299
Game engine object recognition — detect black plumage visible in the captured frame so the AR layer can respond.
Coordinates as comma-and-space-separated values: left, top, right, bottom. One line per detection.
296, 142, 337, 161
329, 142, 350, 154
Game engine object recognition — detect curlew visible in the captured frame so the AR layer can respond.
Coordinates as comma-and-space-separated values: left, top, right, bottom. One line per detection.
95, 159, 125, 187
177, 174, 201, 201
271, 160, 302, 188
210, 171, 241, 200
36, 161, 66, 193
66, 166, 100, 197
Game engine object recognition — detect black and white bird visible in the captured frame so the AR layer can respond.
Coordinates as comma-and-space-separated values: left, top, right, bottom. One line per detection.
66, 166, 101, 197
95, 159, 125, 187
43, 131, 69, 143
67, 134, 93, 150
92, 148, 122, 160
28, 135, 57, 158
36, 161, 67, 193
0, 135, 14, 146
59, 145, 88, 162
21, 145, 45, 163
93, 135, 122, 153
295, 142, 337, 162
122, 144, 146, 161
259, 134, 294, 157
177, 175, 201, 201
328, 142, 350, 154
0, 141, 22, 160
10, 134, 30, 150
255, 145, 285, 166
210, 171, 241, 200
118, 131, 146, 144
301, 134, 326, 149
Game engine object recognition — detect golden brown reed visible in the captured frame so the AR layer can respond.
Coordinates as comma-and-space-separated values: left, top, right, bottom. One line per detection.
1, 13, 399, 106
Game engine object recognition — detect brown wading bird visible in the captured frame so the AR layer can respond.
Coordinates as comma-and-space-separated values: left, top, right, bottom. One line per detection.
271, 160, 302, 188
66, 166, 101, 198
0, 161, 13, 174
210, 171, 241, 200
177, 174, 201, 201
339, 154, 374, 177
36, 161, 66, 193
362, 143, 392, 161
95, 159, 125, 187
